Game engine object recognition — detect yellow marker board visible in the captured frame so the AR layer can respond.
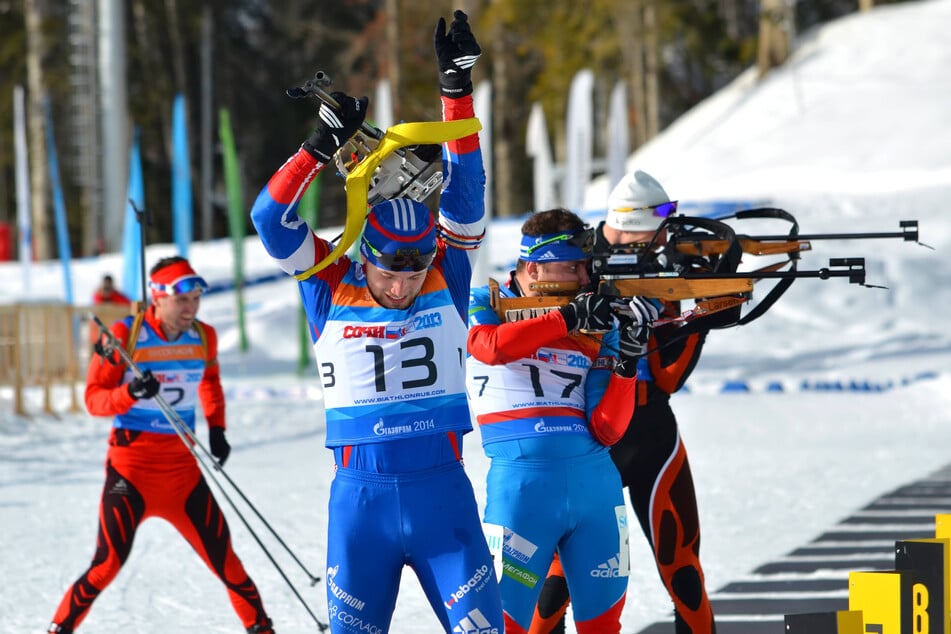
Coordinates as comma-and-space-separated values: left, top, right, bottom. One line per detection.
849, 570, 911, 634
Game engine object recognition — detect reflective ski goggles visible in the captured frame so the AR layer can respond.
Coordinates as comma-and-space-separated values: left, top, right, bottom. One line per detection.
610, 200, 679, 218
362, 237, 436, 272
149, 275, 209, 296
520, 227, 595, 261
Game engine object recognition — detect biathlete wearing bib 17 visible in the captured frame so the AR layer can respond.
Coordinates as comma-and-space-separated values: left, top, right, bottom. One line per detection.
464, 211, 639, 634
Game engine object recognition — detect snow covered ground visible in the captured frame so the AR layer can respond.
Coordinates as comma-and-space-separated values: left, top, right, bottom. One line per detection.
3, 1, 951, 632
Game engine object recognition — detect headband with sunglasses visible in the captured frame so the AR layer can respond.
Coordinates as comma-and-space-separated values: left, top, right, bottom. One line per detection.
520, 228, 595, 262
149, 275, 209, 296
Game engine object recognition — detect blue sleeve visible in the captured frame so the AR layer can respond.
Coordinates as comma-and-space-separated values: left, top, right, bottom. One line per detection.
435, 142, 486, 318
468, 285, 501, 328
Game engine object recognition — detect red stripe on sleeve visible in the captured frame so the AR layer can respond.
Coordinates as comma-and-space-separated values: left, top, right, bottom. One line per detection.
441, 95, 480, 154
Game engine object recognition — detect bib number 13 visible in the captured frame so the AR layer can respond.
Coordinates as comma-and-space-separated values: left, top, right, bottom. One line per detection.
367, 338, 437, 391
320, 337, 439, 392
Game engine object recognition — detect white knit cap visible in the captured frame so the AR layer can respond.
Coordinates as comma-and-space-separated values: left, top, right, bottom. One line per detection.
605, 170, 670, 231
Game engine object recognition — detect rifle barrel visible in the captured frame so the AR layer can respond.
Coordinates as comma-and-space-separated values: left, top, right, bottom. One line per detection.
602, 257, 866, 286
752, 231, 907, 240
751, 220, 918, 242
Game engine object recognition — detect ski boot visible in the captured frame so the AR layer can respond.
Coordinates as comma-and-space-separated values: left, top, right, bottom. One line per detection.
247, 618, 275, 634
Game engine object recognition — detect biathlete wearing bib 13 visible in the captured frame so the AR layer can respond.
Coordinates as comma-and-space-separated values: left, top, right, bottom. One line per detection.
250, 92, 503, 634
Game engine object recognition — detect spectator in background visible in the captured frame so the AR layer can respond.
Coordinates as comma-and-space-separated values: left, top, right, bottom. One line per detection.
92, 274, 131, 306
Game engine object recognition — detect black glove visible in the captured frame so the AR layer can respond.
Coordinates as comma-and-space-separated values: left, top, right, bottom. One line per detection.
559, 292, 616, 333
434, 10, 482, 98
209, 427, 231, 467
614, 297, 658, 377
303, 92, 369, 163
627, 296, 660, 326
615, 322, 652, 377
127, 370, 160, 400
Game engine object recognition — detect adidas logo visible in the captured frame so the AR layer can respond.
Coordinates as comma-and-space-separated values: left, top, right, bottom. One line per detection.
590, 555, 624, 578
109, 478, 131, 496
452, 608, 499, 634
452, 55, 480, 70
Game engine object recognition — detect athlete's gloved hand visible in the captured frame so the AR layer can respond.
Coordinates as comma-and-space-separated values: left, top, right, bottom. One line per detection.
559, 292, 616, 333
627, 296, 660, 327
127, 370, 160, 400
303, 91, 368, 163
434, 10, 481, 98
209, 427, 231, 467
615, 321, 652, 378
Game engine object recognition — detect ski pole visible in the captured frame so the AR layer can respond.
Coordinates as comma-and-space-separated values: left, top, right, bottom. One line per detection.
90, 314, 329, 631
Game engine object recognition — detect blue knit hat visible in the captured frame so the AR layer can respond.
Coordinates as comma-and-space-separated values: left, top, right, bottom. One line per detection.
360, 198, 437, 272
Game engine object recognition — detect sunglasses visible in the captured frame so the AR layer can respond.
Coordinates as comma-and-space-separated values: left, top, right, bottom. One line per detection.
524, 227, 595, 257
611, 200, 679, 218
363, 238, 436, 272
149, 275, 209, 296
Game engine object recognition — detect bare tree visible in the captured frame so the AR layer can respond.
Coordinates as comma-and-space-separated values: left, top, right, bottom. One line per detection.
720, 0, 742, 39
164, 0, 187, 93
24, 0, 52, 260
644, 0, 659, 140
384, 0, 401, 119
131, 0, 172, 159
617, 0, 661, 148
758, 0, 791, 77
485, 3, 537, 218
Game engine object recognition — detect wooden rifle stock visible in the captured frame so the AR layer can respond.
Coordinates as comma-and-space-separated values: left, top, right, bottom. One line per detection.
599, 276, 753, 301
487, 255, 862, 324
487, 276, 753, 322
675, 238, 812, 257
488, 278, 571, 321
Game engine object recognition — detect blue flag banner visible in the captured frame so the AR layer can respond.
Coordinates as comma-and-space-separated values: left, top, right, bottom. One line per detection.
43, 96, 74, 305
121, 128, 145, 301
172, 94, 193, 256
13, 85, 32, 296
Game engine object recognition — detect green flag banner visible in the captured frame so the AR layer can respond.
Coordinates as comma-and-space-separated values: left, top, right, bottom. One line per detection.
218, 108, 249, 353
